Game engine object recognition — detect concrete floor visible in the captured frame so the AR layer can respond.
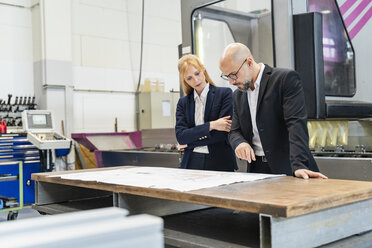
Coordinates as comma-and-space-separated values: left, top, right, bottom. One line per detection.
0, 205, 41, 222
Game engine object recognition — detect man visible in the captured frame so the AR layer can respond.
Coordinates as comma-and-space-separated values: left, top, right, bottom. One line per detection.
219, 43, 327, 179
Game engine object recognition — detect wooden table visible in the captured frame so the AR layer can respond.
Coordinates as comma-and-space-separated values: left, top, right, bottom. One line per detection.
32, 166, 372, 248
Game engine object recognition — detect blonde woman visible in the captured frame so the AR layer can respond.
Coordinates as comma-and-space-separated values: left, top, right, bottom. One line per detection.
175, 54, 237, 171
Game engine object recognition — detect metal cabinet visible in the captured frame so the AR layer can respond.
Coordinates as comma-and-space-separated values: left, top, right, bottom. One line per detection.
0, 134, 40, 204
138, 92, 179, 130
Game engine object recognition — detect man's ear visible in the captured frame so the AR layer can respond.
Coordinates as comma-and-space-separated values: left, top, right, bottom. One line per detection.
247, 57, 252, 67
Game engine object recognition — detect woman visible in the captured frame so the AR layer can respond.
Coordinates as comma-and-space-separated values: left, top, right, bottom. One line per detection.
175, 54, 237, 171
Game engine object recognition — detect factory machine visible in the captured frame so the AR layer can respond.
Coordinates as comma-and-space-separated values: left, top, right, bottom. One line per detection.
98, 129, 181, 168
72, 128, 252, 172
180, 0, 372, 181
22, 110, 71, 171
72, 129, 181, 169
0, 94, 36, 132
0, 96, 40, 209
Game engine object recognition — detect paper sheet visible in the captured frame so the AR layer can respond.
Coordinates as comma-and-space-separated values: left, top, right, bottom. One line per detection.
162, 100, 171, 117
49, 167, 284, 192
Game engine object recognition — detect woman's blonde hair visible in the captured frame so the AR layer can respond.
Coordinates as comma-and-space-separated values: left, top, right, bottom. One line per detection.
178, 54, 215, 95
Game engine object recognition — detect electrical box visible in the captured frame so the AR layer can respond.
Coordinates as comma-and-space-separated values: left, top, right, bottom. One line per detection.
139, 92, 179, 130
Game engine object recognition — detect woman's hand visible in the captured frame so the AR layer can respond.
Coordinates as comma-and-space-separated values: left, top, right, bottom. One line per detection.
177, 143, 188, 151
210, 116, 232, 132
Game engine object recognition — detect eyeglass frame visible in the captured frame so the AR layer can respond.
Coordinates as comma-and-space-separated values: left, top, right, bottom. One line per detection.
220, 59, 247, 81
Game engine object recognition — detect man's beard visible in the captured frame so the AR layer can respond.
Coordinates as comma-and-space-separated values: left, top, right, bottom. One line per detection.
235, 80, 252, 92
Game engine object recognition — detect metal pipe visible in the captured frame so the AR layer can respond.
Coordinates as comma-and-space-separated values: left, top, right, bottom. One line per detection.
0, 1, 39, 8
42, 84, 66, 89
73, 88, 136, 94
135, 0, 146, 131
0, 2, 26, 8
40, 0, 47, 85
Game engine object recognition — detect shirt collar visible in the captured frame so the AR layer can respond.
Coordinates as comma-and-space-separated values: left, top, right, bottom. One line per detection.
194, 83, 210, 100
251, 63, 265, 90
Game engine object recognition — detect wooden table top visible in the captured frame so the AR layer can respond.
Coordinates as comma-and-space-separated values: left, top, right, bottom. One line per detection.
32, 166, 372, 218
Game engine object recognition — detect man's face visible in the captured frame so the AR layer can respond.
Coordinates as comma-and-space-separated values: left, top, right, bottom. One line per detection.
220, 59, 252, 92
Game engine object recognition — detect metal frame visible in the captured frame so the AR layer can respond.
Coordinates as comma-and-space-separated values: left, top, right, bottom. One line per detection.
180, 0, 222, 56
315, 156, 372, 181
0, 161, 24, 218
271, 0, 294, 68
180, 0, 291, 67
192, 6, 270, 51
33, 181, 372, 247
34, 181, 208, 216
331, 0, 357, 97
117, 193, 208, 216
260, 198, 372, 248
35, 181, 111, 206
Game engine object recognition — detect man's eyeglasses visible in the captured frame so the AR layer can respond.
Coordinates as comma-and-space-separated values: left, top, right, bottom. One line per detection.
220, 59, 246, 81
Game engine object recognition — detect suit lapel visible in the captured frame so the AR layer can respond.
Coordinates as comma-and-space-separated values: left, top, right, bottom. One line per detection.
240, 91, 252, 137
204, 84, 215, 122
256, 65, 272, 114
188, 94, 195, 126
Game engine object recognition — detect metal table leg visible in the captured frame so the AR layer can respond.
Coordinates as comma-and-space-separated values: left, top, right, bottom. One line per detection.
260, 199, 372, 248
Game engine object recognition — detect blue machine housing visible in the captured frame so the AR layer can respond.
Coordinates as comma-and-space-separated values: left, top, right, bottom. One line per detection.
55, 148, 70, 157
0, 133, 40, 204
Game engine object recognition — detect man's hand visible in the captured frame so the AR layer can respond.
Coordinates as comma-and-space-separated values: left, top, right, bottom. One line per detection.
235, 142, 255, 163
177, 143, 187, 151
210, 116, 232, 132
294, 169, 328, 179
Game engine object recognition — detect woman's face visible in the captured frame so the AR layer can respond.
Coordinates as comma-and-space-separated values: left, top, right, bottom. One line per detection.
184, 65, 206, 93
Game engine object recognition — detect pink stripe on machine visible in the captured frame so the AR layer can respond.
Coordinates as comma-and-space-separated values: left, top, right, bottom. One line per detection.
344, 0, 372, 27
349, 5, 372, 39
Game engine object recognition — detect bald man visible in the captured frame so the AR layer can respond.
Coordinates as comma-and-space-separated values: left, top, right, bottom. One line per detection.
219, 43, 327, 179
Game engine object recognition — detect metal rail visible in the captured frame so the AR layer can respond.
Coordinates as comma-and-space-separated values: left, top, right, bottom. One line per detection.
0, 161, 24, 217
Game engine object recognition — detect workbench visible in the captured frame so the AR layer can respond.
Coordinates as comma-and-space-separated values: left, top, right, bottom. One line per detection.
32, 166, 372, 248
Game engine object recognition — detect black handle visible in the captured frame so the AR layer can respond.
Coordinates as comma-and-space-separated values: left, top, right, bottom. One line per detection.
7, 94, 12, 105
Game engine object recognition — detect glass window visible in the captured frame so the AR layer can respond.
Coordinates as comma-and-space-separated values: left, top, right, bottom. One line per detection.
192, 0, 273, 88
309, 0, 356, 96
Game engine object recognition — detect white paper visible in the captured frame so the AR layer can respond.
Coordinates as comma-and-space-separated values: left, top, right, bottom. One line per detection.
162, 100, 171, 117
49, 167, 284, 192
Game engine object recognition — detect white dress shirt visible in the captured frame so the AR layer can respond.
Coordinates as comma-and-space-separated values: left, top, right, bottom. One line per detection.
247, 63, 265, 156
193, 83, 209, 154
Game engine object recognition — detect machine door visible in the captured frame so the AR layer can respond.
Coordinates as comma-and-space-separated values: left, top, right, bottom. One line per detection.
309, 0, 356, 97
189, 0, 274, 89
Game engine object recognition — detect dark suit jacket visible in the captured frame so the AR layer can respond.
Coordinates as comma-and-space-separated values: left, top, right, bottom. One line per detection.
175, 84, 237, 171
229, 65, 319, 175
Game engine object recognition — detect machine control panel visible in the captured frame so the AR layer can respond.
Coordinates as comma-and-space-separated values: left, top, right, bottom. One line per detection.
22, 110, 71, 150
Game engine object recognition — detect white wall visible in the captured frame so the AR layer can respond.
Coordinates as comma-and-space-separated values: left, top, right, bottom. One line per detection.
71, 0, 182, 133
0, 0, 182, 134
0, 2, 33, 101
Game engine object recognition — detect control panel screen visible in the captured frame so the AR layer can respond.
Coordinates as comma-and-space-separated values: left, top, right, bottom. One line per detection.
27, 112, 53, 129
32, 115, 47, 125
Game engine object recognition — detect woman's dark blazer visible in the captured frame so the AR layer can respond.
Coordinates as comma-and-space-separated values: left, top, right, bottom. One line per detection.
175, 84, 237, 171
